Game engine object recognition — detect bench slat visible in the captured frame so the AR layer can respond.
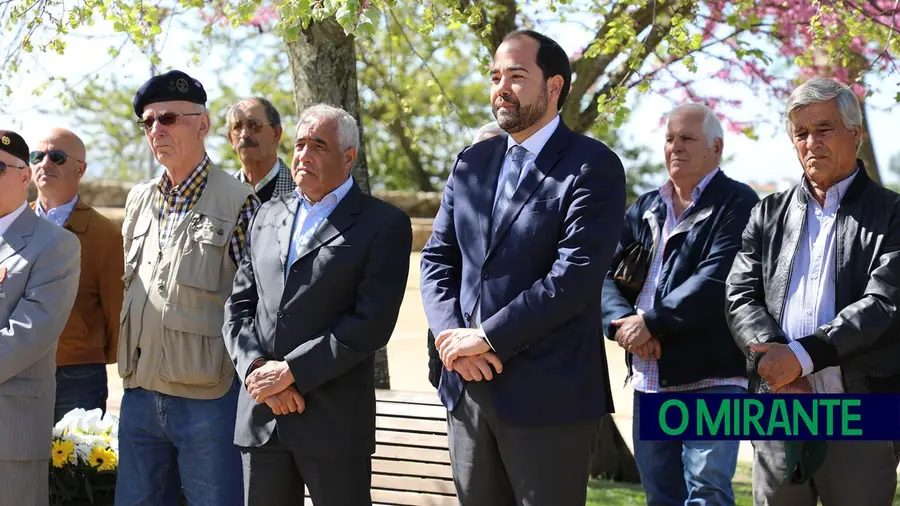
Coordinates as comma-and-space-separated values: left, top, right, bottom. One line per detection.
372, 474, 456, 495
374, 444, 451, 464
373, 459, 454, 479
371, 489, 459, 506
376, 415, 447, 434
375, 389, 443, 406
376, 430, 448, 449
376, 402, 447, 420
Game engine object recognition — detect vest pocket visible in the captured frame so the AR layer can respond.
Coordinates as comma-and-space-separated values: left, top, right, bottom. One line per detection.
176, 215, 231, 292
117, 296, 135, 379
158, 302, 229, 387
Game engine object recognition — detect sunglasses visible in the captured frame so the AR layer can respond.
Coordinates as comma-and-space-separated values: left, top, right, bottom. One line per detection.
29, 149, 84, 166
0, 160, 27, 176
230, 118, 271, 134
138, 112, 203, 130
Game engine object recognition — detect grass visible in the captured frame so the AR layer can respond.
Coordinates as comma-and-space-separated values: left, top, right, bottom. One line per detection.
584, 464, 900, 505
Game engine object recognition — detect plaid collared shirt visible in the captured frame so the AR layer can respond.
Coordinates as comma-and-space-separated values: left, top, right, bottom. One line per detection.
236, 158, 295, 200
157, 156, 259, 265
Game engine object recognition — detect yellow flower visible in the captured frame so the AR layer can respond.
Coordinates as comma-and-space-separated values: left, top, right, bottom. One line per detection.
89, 445, 117, 471
51, 440, 76, 468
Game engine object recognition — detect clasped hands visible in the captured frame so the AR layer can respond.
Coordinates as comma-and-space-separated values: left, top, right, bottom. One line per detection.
245, 360, 306, 416
611, 315, 660, 359
749, 342, 810, 393
436, 328, 503, 382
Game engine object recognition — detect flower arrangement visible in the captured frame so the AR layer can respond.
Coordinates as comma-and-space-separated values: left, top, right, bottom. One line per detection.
49, 408, 119, 506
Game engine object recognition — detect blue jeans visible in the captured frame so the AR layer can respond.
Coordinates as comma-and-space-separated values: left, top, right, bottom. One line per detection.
115, 380, 243, 506
633, 385, 744, 506
55, 363, 109, 422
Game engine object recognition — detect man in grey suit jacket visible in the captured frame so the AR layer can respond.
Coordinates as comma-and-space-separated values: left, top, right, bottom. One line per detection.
0, 130, 80, 505
223, 104, 412, 506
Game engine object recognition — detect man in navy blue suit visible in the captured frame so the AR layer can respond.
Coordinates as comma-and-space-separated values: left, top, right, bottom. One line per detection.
420, 30, 627, 506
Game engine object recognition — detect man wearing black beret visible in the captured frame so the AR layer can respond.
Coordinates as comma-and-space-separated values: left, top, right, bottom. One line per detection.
115, 71, 260, 506
0, 130, 80, 505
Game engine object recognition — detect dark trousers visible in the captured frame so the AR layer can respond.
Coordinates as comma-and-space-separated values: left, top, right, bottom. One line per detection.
447, 381, 599, 506
54, 363, 108, 423
752, 439, 899, 505
241, 433, 372, 506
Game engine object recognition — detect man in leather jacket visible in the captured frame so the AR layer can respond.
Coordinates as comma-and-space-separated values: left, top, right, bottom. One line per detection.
725, 77, 900, 505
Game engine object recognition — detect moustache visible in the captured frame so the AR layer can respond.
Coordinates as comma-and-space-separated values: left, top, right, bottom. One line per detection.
237, 138, 259, 148
496, 95, 519, 108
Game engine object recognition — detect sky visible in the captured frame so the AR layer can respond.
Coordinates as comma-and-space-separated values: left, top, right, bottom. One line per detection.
3, 7, 899, 189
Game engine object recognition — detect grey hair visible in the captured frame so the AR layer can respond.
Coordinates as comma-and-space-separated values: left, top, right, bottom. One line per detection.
784, 77, 862, 139
666, 102, 724, 149
472, 121, 505, 143
226, 97, 282, 129
295, 103, 359, 151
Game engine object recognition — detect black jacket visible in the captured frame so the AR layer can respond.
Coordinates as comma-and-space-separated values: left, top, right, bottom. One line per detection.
726, 165, 900, 393
601, 170, 759, 388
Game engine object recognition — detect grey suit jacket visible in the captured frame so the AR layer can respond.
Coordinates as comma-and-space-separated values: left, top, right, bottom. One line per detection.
223, 183, 412, 459
0, 207, 80, 460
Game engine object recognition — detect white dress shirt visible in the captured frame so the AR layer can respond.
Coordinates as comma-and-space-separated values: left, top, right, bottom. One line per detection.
782, 170, 858, 393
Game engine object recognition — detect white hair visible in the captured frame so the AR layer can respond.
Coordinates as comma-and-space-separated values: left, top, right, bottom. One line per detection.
666, 102, 724, 148
295, 103, 359, 151
473, 121, 505, 143
784, 77, 862, 141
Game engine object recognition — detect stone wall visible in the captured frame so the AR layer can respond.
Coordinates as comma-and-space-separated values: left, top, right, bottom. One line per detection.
49, 180, 439, 250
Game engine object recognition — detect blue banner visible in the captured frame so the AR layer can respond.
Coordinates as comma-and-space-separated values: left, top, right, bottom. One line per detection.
638, 394, 900, 440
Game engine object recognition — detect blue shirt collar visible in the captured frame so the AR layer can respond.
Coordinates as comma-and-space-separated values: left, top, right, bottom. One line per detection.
293, 176, 354, 209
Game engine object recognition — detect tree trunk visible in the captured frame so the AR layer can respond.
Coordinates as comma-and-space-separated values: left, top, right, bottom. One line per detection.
284, 18, 390, 389
857, 98, 881, 184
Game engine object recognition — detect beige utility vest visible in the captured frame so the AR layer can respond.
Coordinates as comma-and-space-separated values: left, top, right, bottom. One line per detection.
118, 168, 252, 399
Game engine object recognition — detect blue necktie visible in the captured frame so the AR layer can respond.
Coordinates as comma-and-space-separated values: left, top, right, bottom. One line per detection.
492, 145, 527, 239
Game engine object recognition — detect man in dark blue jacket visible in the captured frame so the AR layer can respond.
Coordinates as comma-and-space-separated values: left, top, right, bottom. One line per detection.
421, 30, 625, 505
601, 103, 759, 506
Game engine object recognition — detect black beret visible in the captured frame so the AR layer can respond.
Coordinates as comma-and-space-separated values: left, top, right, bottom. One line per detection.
0, 130, 29, 164
133, 70, 207, 117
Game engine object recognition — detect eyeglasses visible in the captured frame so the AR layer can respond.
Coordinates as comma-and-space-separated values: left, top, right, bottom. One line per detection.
230, 118, 271, 134
0, 160, 27, 175
29, 149, 84, 166
138, 112, 202, 130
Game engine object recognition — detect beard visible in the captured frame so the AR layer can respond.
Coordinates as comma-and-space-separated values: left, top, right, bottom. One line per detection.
492, 84, 550, 134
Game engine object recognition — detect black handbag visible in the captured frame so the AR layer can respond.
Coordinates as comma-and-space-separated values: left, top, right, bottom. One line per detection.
612, 241, 652, 305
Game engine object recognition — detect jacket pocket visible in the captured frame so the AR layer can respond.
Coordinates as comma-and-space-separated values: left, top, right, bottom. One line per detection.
176, 215, 231, 292
157, 302, 229, 387
0, 376, 40, 398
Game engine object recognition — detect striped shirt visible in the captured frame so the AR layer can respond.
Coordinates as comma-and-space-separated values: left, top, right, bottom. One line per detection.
631, 168, 748, 393
157, 156, 259, 265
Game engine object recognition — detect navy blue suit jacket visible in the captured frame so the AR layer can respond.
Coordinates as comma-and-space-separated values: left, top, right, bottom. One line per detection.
420, 121, 626, 425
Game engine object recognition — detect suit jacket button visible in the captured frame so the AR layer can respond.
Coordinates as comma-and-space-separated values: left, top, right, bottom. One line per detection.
482, 272, 490, 280
277, 310, 284, 318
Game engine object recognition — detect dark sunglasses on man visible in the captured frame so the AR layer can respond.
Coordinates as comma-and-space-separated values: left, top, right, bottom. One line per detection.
0, 160, 27, 175
29, 149, 84, 166
137, 112, 203, 130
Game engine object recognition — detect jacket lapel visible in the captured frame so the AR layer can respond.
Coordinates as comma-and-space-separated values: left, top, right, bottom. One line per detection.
0, 207, 37, 265
487, 122, 569, 257
476, 139, 508, 256
275, 196, 300, 276
291, 183, 362, 265
63, 198, 92, 234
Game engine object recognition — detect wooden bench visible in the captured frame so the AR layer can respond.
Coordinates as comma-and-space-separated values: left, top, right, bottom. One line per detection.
305, 389, 456, 505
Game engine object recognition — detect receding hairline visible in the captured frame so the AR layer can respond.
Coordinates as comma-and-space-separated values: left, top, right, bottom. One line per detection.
38, 127, 86, 159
